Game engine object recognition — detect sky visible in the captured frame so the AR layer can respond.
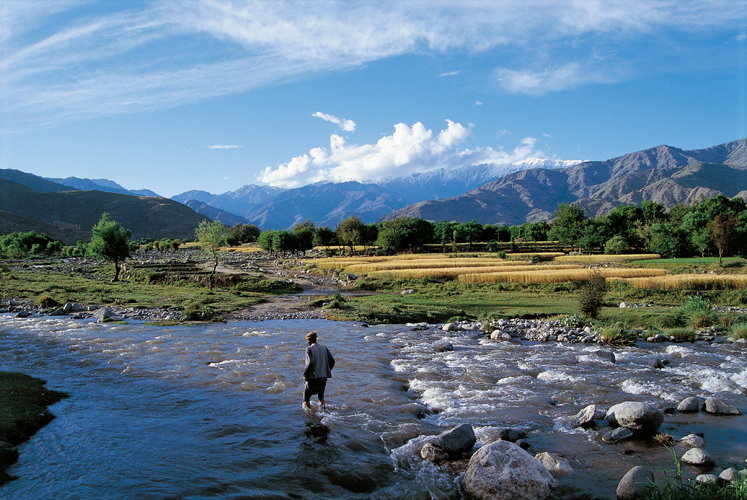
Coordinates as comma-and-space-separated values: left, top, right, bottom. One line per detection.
1, 0, 746, 198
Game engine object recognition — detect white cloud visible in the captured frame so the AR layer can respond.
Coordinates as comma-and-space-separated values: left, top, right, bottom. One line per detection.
543, 132, 553, 138
1, 0, 743, 129
208, 144, 242, 149
495, 63, 620, 94
474, 101, 483, 106
438, 70, 461, 77
312, 111, 356, 132
257, 119, 547, 188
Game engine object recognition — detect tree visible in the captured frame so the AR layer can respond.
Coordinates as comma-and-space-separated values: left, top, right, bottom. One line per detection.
709, 214, 738, 265
291, 220, 315, 255
336, 216, 365, 255
458, 220, 484, 251
195, 220, 228, 290
88, 213, 132, 282
257, 230, 276, 254
548, 203, 587, 250
434, 220, 457, 252
226, 223, 260, 245
578, 270, 608, 319
313, 227, 336, 255
647, 222, 687, 258
681, 211, 713, 257
604, 235, 628, 255
376, 224, 402, 254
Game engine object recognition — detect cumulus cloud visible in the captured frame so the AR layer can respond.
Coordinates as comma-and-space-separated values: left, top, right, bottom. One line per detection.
1, 0, 743, 129
312, 111, 356, 132
208, 144, 242, 149
257, 119, 547, 188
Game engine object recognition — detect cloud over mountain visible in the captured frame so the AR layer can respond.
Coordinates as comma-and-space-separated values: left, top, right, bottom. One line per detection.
257, 119, 554, 188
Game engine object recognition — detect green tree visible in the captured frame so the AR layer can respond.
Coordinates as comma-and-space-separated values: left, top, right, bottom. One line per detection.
195, 220, 228, 290
604, 235, 628, 255
548, 203, 587, 250
257, 230, 276, 254
313, 226, 336, 255
681, 211, 713, 257
272, 230, 297, 254
376, 224, 402, 254
226, 223, 260, 245
709, 213, 738, 265
336, 216, 365, 255
291, 220, 315, 255
88, 213, 132, 282
458, 220, 483, 251
647, 222, 687, 258
434, 220, 457, 253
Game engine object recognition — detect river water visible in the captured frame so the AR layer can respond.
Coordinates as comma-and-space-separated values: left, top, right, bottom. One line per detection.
1, 315, 745, 499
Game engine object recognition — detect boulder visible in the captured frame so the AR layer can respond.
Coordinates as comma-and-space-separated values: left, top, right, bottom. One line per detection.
677, 396, 702, 413
594, 350, 616, 363
606, 402, 664, 432
534, 452, 573, 476
496, 428, 526, 442
703, 397, 741, 415
491, 330, 512, 341
608, 427, 634, 442
695, 474, 720, 485
616, 466, 654, 500
681, 448, 715, 467
400, 288, 416, 295
16, 310, 32, 318
464, 440, 555, 500
430, 423, 476, 454
434, 342, 454, 353
420, 442, 448, 462
442, 323, 456, 331
679, 434, 705, 449
719, 468, 738, 483
646, 358, 665, 369
619, 302, 627, 308
572, 404, 605, 428
93, 307, 113, 322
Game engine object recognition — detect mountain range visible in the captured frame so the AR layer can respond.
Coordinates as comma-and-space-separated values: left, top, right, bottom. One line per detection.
0, 169, 206, 244
169, 159, 578, 228
382, 139, 747, 225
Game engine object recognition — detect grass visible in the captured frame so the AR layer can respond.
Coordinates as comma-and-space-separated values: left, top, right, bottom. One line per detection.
643, 448, 747, 500
600, 323, 637, 346
618, 274, 747, 291
368, 264, 580, 280
732, 326, 747, 341
458, 267, 665, 284
554, 253, 661, 263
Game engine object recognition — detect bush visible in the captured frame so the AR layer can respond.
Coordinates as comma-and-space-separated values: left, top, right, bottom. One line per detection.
600, 323, 637, 346
578, 271, 608, 319
38, 295, 60, 308
557, 314, 587, 328
677, 296, 714, 327
497, 251, 507, 259
667, 328, 696, 342
690, 313, 712, 329
184, 303, 214, 321
732, 326, 747, 341
604, 235, 628, 255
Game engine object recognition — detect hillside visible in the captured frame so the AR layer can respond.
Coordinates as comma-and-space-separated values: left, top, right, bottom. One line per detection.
46, 176, 160, 197
0, 178, 207, 243
382, 139, 747, 225
185, 200, 249, 226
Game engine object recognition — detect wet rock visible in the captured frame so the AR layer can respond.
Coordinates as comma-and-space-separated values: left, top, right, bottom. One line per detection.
695, 474, 720, 485
704, 397, 741, 415
442, 322, 457, 331
646, 358, 666, 369
16, 310, 32, 318
677, 396, 702, 413
515, 439, 530, 450
607, 427, 634, 442
491, 330, 512, 341
681, 448, 715, 467
616, 466, 654, 500
606, 402, 664, 432
421, 442, 449, 462
49, 307, 65, 316
496, 428, 526, 442
593, 350, 616, 363
434, 342, 454, 353
572, 404, 605, 428
719, 468, 738, 483
733, 339, 747, 347
534, 452, 573, 476
464, 440, 555, 500
680, 434, 706, 449
430, 423, 476, 454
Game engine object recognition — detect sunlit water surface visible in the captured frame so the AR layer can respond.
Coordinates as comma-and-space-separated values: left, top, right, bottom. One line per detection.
1, 315, 745, 499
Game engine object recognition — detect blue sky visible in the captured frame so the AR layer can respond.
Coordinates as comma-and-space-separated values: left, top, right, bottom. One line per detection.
1, 0, 745, 198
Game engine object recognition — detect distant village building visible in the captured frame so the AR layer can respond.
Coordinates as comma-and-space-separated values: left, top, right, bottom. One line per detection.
54, 221, 81, 230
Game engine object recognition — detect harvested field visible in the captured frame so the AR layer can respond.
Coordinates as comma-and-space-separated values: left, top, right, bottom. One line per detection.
344, 258, 531, 273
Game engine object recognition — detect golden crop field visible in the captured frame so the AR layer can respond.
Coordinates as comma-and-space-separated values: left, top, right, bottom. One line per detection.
616, 273, 747, 290
505, 252, 566, 261
344, 258, 532, 273
368, 264, 582, 280
553, 254, 661, 263
458, 267, 667, 284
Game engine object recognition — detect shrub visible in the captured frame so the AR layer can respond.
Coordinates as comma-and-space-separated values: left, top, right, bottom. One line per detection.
690, 313, 712, 329
497, 251, 507, 259
578, 271, 608, 319
327, 291, 346, 309
184, 303, 214, 321
558, 314, 587, 328
732, 326, 747, 341
604, 235, 628, 255
667, 328, 696, 342
38, 295, 60, 308
600, 323, 637, 346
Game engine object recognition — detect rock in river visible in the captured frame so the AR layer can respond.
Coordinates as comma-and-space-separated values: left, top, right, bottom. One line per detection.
616, 466, 654, 500
464, 440, 555, 500
703, 397, 741, 415
605, 402, 664, 432
681, 448, 715, 467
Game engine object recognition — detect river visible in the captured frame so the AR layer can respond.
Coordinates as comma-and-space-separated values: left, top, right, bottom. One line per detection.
1, 315, 745, 499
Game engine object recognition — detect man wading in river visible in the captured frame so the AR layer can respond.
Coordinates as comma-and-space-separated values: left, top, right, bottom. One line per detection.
303, 332, 335, 409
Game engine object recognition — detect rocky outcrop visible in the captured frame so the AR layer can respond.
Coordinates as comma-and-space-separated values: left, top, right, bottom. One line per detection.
605, 402, 664, 432
464, 440, 555, 500
616, 466, 654, 500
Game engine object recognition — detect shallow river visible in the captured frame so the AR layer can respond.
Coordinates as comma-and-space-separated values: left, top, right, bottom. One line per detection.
1, 315, 745, 499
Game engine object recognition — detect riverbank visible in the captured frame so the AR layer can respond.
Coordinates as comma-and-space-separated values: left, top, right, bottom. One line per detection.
0, 372, 68, 485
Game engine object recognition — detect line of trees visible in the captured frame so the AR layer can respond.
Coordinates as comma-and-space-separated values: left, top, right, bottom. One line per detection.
251, 194, 747, 260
